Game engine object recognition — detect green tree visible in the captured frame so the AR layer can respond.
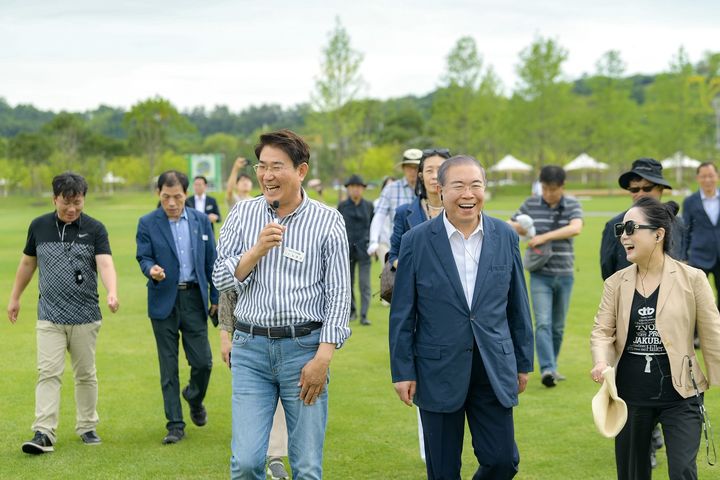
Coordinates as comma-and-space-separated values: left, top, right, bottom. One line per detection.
309, 17, 366, 179
123, 97, 194, 184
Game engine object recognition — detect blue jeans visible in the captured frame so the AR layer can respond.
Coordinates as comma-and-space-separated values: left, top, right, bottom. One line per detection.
230, 328, 328, 480
529, 273, 574, 373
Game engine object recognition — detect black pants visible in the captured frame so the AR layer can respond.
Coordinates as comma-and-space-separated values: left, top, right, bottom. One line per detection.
349, 255, 371, 321
419, 345, 519, 480
701, 262, 720, 309
150, 288, 212, 430
615, 396, 703, 480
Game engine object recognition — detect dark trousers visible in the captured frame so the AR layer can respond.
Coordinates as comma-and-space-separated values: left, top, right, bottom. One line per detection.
150, 288, 212, 430
349, 255, 371, 321
419, 346, 519, 480
701, 262, 720, 308
615, 397, 703, 480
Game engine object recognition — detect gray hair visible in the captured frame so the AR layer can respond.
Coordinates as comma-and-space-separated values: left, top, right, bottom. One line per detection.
437, 155, 486, 186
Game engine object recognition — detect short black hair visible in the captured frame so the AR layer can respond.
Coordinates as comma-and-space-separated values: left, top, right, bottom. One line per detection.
157, 170, 189, 192
539, 165, 566, 186
52, 172, 88, 198
415, 149, 451, 199
254, 129, 310, 168
632, 196, 679, 253
193, 175, 208, 184
697, 162, 718, 175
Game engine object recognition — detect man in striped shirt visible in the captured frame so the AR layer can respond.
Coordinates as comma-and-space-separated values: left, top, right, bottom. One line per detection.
213, 129, 351, 479
509, 166, 583, 388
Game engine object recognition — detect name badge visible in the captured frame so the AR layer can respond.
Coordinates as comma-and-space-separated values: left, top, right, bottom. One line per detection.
202, 234, 209, 241
283, 247, 305, 263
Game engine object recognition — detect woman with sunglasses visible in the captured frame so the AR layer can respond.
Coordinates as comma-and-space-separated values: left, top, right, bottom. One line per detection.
591, 196, 720, 480
388, 148, 451, 268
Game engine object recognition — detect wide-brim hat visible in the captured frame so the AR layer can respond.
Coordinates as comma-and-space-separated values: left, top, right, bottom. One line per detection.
344, 174, 367, 187
591, 366, 628, 438
398, 148, 423, 167
618, 157, 672, 190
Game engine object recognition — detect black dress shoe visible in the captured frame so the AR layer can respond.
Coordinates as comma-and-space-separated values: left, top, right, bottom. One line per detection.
182, 386, 207, 427
162, 428, 185, 445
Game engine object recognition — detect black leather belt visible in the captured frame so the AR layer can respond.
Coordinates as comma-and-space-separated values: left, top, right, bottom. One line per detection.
234, 321, 323, 338
177, 282, 199, 290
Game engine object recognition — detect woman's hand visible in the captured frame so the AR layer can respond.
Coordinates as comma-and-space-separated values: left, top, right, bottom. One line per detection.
590, 361, 609, 383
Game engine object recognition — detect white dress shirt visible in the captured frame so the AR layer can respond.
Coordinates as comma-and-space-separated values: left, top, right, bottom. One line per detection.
700, 189, 719, 226
443, 213, 484, 308
194, 194, 206, 214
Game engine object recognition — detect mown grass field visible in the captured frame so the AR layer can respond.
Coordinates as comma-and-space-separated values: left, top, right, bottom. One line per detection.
0, 190, 717, 479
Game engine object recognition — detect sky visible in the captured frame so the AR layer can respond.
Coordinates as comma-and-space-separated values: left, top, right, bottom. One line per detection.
1, 0, 718, 113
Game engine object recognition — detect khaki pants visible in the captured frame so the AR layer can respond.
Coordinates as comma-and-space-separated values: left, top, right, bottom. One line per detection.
268, 400, 288, 457
33, 320, 101, 443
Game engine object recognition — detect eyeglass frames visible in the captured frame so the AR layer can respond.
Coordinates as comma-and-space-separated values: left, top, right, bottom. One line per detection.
627, 185, 657, 194
613, 220, 659, 237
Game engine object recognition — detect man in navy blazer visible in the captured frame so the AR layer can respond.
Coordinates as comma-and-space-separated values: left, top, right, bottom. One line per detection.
136, 170, 219, 445
390, 156, 534, 479
186, 175, 221, 231
683, 162, 720, 307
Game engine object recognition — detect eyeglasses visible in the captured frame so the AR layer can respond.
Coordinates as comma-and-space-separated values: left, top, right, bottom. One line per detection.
613, 220, 658, 237
627, 185, 657, 193
253, 163, 290, 175
447, 182, 485, 194
422, 148, 451, 159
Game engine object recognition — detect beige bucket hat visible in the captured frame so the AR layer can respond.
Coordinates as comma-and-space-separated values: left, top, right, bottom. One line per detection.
591, 366, 628, 438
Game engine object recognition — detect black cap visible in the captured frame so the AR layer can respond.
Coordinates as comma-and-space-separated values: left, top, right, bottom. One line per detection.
618, 158, 672, 190
344, 174, 367, 187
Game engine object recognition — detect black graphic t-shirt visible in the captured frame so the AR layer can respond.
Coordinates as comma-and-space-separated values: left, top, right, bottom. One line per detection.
616, 286, 683, 404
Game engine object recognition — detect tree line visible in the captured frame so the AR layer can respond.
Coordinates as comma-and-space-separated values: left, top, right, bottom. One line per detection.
0, 20, 718, 192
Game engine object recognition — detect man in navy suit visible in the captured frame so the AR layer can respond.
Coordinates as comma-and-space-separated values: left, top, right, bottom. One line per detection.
389, 155, 534, 479
136, 170, 219, 445
186, 175, 221, 231
683, 162, 720, 307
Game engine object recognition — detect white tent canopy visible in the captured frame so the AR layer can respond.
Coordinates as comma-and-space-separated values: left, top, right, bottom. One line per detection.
102, 171, 125, 194
564, 153, 609, 171
490, 155, 532, 172
661, 152, 701, 170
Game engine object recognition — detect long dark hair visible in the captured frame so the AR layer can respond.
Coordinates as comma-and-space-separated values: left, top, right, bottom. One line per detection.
632, 196, 679, 253
415, 149, 451, 199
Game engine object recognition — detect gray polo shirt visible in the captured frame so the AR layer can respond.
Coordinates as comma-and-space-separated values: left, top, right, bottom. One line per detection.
513, 195, 583, 276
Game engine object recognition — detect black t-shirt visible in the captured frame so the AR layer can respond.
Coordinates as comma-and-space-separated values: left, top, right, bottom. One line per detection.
24, 212, 111, 324
616, 286, 683, 404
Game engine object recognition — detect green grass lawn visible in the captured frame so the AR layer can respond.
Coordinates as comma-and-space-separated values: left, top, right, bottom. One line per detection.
0, 191, 717, 479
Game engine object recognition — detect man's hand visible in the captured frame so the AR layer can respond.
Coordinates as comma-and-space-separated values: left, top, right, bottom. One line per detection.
298, 357, 329, 405
253, 223, 286, 258
208, 213, 219, 223
393, 381, 416, 406
367, 242, 379, 256
220, 330, 232, 368
527, 234, 547, 248
518, 373, 529, 394
107, 294, 119, 313
7, 298, 20, 324
149, 264, 166, 282
209, 304, 218, 317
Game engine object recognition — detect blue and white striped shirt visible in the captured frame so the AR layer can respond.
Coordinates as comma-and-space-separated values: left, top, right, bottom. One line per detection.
213, 192, 352, 347
369, 178, 416, 245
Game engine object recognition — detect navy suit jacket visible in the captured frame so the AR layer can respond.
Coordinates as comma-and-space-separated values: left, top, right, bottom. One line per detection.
136, 207, 219, 319
389, 214, 534, 411
388, 198, 427, 265
683, 191, 720, 270
186, 195, 221, 230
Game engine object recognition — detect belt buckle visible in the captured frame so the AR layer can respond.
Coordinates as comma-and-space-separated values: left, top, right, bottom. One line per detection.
266, 326, 283, 339
178, 282, 187, 290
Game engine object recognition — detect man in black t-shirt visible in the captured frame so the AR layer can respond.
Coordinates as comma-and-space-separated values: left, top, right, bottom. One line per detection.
7, 172, 119, 455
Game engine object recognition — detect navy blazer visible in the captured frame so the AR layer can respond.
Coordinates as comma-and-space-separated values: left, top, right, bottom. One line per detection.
683, 191, 720, 270
388, 198, 428, 265
136, 207, 219, 319
186, 195, 221, 230
389, 214, 534, 411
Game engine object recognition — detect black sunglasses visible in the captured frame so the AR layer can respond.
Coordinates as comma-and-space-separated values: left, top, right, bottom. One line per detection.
614, 220, 659, 237
422, 148, 451, 159
627, 185, 657, 193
